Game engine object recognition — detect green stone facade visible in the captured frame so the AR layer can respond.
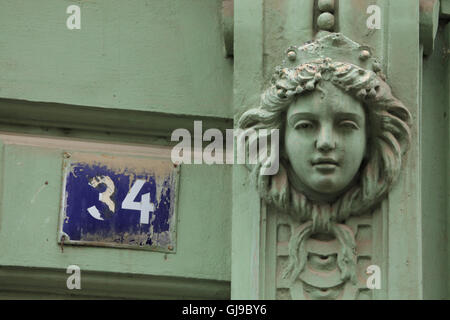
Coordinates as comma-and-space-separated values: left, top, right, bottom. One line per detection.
0, 0, 448, 300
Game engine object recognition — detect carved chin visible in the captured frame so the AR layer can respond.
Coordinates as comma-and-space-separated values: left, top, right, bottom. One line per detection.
310, 176, 344, 195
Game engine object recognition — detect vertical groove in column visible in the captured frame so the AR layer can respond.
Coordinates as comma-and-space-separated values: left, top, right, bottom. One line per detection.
232, 0, 264, 300
386, 0, 422, 300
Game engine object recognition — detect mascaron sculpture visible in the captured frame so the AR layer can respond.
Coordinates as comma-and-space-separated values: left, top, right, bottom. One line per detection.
238, 33, 412, 299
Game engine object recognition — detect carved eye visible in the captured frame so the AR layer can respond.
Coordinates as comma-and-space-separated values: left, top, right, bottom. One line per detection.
339, 120, 359, 130
294, 120, 315, 130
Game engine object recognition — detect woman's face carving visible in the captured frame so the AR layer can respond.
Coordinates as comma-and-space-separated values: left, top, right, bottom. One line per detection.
285, 81, 367, 201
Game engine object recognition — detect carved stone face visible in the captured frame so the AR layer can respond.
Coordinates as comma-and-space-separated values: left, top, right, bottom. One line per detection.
285, 81, 367, 202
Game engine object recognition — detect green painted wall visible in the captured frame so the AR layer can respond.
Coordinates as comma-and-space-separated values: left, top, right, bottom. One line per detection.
0, 0, 233, 118
0, 0, 449, 300
0, 0, 233, 299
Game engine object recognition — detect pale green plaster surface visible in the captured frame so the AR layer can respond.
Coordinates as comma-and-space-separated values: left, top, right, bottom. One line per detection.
263, 0, 314, 85
0, 0, 448, 300
0, 0, 233, 118
231, 0, 264, 300
385, 0, 423, 299
0, 140, 231, 282
338, 0, 387, 62
0, 0, 233, 297
420, 25, 448, 299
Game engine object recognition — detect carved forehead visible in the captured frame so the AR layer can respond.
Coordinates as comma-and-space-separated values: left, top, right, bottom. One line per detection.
287, 81, 366, 119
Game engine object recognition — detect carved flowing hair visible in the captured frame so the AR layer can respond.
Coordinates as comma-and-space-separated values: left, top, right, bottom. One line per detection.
238, 58, 412, 229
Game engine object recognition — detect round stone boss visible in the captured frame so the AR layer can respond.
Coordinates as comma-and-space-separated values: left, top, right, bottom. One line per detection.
318, 0, 335, 12
317, 12, 335, 31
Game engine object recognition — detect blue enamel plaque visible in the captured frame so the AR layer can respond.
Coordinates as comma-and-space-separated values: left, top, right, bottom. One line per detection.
58, 151, 179, 252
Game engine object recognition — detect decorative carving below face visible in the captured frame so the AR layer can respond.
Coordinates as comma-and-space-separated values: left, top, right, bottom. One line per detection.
285, 81, 367, 202
288, 222, 358, 300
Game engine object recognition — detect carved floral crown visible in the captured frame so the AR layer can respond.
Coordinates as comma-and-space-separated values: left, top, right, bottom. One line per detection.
268, 33, 387, 101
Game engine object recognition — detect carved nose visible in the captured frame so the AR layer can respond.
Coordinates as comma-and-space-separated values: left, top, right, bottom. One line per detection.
315, 126, 336, 152
316, 141, 334, 152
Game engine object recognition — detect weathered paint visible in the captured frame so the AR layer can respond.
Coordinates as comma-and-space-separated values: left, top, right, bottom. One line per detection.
0, 132, 231, 299
419, 0, 440, 55
441, 0, 450, 18
59, 152, 179, 252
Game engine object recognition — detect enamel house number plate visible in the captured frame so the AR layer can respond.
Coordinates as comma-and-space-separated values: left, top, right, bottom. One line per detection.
58, 151, 179, 252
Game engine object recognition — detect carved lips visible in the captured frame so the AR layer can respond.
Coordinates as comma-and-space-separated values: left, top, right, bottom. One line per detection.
311, 157, 339, 172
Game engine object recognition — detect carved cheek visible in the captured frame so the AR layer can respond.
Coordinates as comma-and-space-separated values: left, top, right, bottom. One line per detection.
342, 131, 367, 174
285, 126, 314, 156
